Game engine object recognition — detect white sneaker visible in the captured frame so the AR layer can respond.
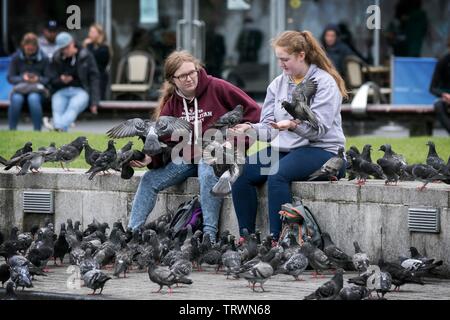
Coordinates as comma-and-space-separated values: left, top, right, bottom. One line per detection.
43, 117, 54, 131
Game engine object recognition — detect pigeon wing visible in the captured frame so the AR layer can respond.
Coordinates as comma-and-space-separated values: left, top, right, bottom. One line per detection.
106, 118, 154, 139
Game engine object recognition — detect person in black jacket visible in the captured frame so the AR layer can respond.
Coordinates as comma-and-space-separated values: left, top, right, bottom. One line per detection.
83, 23, 111, 101
46, 32, 100, 131
429, 37, 450, 134
7, 33, 49, 131
321, 24, 353, 79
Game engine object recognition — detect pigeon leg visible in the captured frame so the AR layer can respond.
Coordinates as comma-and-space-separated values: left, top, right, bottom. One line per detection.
417, 182, 428, 191
153, 286, 163, 294
356, 179, 366, 186
99, 286, 104, 294
294, 276, 304, 281
260, 284, 266, 292
60, 162, 66, 171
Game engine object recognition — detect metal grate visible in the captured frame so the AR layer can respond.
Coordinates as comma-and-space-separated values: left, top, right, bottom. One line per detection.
408, 207, 440, 233
23, 191, 54, 214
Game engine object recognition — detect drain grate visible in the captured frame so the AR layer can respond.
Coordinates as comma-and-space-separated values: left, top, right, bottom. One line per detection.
23, 191, 54, 214
408, 207, 440, 233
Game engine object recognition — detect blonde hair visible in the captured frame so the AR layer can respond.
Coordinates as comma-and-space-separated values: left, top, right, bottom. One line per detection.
21, 32, 39, 48
272, 30, 348, 100
156, 50, 203, 117
89, 23, 107, 46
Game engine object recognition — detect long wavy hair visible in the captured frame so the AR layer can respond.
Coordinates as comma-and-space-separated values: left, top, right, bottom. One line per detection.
272, 30, 348, 100
156, 50, 203, 118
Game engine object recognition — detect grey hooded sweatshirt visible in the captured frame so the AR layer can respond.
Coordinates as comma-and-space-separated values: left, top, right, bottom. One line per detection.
250, 64, 346, 155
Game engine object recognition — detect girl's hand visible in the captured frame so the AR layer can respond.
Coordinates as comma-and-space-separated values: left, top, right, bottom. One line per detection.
230, 123, 252, 134
130, 154, 152, 168
269, 120, 299, 131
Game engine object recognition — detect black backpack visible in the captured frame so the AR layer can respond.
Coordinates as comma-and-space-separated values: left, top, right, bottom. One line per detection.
278, 201, 324, 250
169, 196, 203, 242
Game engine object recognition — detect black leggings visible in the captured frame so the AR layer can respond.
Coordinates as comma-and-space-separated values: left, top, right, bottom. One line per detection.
434, 99, 450, 134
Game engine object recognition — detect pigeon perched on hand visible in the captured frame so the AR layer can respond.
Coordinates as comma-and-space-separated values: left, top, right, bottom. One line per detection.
307, 147, 345, 182
281, 78, 319, 130
106, 116, 192, 156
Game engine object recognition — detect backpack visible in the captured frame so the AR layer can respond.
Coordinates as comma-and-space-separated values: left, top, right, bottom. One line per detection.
169, 196, 203, 242
278, 201, 323, 250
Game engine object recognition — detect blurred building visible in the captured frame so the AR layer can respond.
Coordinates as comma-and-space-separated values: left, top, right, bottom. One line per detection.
1, 0, 448, 99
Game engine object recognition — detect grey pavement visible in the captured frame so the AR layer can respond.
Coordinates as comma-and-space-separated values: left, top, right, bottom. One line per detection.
1, 257, 449, 300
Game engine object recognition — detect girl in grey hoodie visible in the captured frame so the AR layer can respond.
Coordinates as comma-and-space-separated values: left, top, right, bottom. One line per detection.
231, 30, 348, 239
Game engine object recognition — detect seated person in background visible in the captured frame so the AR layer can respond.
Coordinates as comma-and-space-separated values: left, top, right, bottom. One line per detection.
321, 24, 353, 79
7, 32, 49, 131
46, 32, 100, 132
83, 23, 112, 102
429, 36, 450, 134
38, 20, 59, 61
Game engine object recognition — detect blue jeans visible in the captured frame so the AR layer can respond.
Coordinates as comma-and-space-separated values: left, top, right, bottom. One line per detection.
8, 92, 43, 131
128, 160, 223, 240
52, 87, 89, 131
231, 147, 346, 239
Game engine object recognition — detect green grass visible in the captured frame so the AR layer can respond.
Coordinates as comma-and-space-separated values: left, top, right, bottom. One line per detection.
1, 130, 449, 169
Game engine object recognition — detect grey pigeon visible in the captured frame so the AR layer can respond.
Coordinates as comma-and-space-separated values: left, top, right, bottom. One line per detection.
79, 248, 99, 275
336, 285, 370, 300
211, 105, 244, 130
1, 282, 18, 300
9, 265, 33, 290
301, 241, 335, 277
119, 150, 146, 180
378, 258, 424, 291
275, 248, 308, 281
411, 164, 449, 191
364, 265, 392, 299
425, 141, 446, 171
111, 141, 134, 171
38, 142, 58, 162
113, 245, 133, 278
82, 269, 111, 295
281, 78, 319, 129
147, 259, 193, 294
53, 225, 70, 265
377, 144, 406, 185
322, 232, 353, 270
13, 151, 46, 176
237, 254, 274, 292
221, 235, 241, 279
346, 149, 385, 185
1, 141, 33, 169
170, 259, 193, 284
307, 147, 345, 182
85, 140, 117, 180
304, 268, 344, 300
54, 136, 87, 171
106, 116, 192, 156
410, 246, 442, 265
352, 241, 370, 274
83, 140, 102, 167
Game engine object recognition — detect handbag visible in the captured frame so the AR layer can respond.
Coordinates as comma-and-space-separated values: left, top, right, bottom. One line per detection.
12, 82, 48, 97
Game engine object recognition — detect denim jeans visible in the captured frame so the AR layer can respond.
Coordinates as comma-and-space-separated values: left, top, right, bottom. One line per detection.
9, 92, 43, 131
52, 87, 89, 131
232, 147, 346, 239
127, 160, 223, 240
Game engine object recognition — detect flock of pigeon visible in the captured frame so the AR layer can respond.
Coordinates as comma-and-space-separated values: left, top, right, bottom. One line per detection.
0, 214, 444, 300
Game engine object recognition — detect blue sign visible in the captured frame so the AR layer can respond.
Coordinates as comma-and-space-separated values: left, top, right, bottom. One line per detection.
392, 57, 437, 105
0, 57, 12, 100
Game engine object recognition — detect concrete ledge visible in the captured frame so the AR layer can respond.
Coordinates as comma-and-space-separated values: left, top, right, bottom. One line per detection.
1, 169, 449, 275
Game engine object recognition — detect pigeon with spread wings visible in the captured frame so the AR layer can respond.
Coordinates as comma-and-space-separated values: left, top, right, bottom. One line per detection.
281, 78, 319, 130
106, 116, 192, 156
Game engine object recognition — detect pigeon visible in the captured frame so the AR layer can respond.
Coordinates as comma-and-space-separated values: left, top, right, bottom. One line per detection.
1, 141, 33, 169
221, 235, 241, 279
83, 140, 102, 167
300, 241, 335, 277
346, 149, 385, 185
85, 140, 117, 180
9, 265, 33, 290
170, 259, 193, 284
111, 141, 134, 171
378, 258, 424, 291
322, 232, 353, 270
106, 116, 192, 156
26, 229, 55, 270
399, 257, 443, 275
198, 233, 222, 272
79, 248, 99, 275
113, 243, 134, 278
0, 264, 10, 287
210, 105, 244, 130
120, 150, 146, 180
304, 268, 344, 300
377, 144, 406, 185
411, 164, 449, 191
54, 136, 87, 171
281, 78, 319, 129
14, 151, 47, 176
307, 147, 345, 182
38, 142, 58, 162
237, 255, 274, 292
409, 247, 443, 265
352, 241, 370, 274
82, 269, 111, 295
364, 265, 392, 299
425, 141, 446, 172
2, 282, 18, 300
336, 285, 370, 300
53, 225, 70, 266
275, 248, 309, 281
147, 259, 193, 294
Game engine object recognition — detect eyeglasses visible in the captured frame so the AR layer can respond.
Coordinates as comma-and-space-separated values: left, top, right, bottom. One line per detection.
173, 70, 198, 82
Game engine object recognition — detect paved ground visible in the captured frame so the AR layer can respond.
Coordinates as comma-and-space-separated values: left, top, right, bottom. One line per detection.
1, 257, 449, 300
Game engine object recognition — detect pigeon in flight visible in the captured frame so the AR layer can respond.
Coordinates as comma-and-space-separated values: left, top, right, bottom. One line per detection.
281, 78, 319, 130
106, 116, 192, 156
